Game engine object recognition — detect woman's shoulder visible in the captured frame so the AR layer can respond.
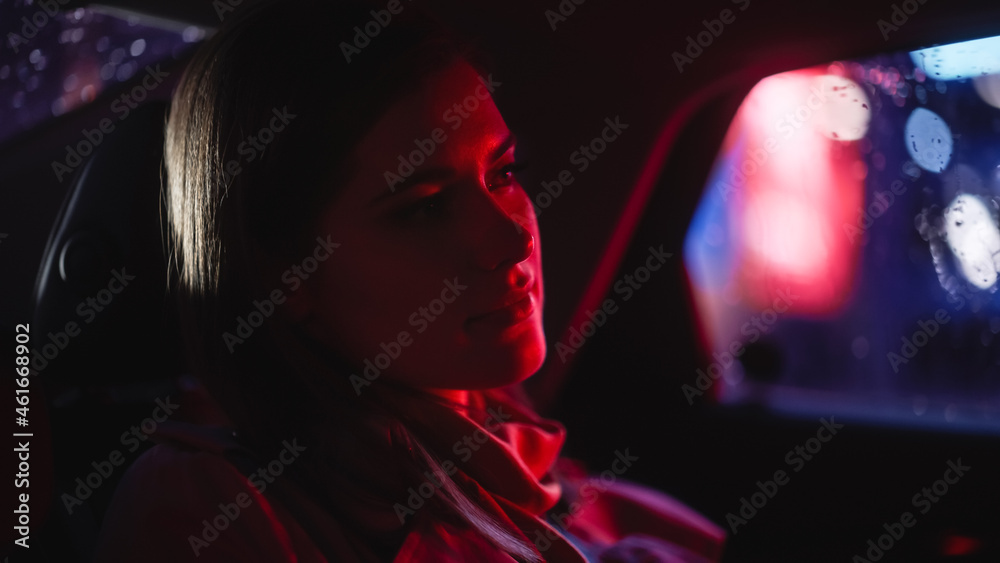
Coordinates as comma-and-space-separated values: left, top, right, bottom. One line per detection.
103, 432, 250, 514
101, 422, 256, 507
93, 423, 323, 562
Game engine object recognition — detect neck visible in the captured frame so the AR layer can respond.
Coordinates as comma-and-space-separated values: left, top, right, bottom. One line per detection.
425, 388, 470, 412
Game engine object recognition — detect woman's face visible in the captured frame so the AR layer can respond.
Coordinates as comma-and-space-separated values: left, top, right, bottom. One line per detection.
296, 60, 545, 395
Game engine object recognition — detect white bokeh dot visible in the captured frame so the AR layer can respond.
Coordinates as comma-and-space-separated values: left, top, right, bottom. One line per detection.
905, 107, 952, 173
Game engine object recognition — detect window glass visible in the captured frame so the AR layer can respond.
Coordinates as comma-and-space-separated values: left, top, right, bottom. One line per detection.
0, 0, 207, 144
684, 33, 1000, 432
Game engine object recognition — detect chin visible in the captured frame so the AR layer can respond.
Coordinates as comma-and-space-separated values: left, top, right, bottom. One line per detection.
473, 329, 548, 389
513, 332, 548, 381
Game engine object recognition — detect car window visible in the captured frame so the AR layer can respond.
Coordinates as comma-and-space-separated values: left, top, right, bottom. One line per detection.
0, 0, 206, 144
684, 32, 1000, 432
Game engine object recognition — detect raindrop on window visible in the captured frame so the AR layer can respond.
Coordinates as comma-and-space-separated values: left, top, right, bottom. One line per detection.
814, 74, 871, 141
51, 98, 67, 116
943, 193, 1000, 290
63, 74, 78, 92
182, 26, 205, 43
905, 107, 953, 173
973, 74, 1000, 109
81, 84, 96, 103
130, 38, 146, 57
116, 61, 138, 82
944, 404, 958, 422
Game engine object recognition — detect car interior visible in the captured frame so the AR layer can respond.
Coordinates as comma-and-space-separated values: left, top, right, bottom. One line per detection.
3, 0, 1000, 561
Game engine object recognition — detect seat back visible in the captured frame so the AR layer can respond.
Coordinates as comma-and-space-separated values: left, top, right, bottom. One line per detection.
30, 101, 187, 561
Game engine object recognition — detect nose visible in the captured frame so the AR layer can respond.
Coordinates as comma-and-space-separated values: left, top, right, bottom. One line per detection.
473, 204, 536, 272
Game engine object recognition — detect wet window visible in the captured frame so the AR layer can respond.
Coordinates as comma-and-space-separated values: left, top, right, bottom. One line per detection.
684, 33, 1000, 432
0, 0, 207, 144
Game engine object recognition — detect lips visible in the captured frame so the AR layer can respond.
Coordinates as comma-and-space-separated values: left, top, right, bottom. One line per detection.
468, 283, 537, 328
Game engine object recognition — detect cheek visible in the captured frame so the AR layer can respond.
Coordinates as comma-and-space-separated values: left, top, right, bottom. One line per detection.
310, 251, 399, 345
311, 244, 467, 356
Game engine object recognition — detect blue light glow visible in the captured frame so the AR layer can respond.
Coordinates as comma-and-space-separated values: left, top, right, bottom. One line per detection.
683, 135, 743, 292
910, 34, 1000, 81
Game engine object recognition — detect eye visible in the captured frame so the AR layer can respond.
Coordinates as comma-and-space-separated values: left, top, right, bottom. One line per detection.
487, 161, 529, 192
395, 191, 448, 221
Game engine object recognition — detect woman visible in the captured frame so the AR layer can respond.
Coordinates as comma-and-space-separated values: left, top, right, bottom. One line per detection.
95, 0, 725, 560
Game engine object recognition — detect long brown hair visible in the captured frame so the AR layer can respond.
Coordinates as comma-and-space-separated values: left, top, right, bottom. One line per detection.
164, 0, 543, 560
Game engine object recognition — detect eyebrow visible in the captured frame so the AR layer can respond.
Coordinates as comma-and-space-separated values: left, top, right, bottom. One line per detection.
369, 132, 517, 206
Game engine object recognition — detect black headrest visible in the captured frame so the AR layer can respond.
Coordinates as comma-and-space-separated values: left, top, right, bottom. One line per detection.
31, 101, 185, 393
